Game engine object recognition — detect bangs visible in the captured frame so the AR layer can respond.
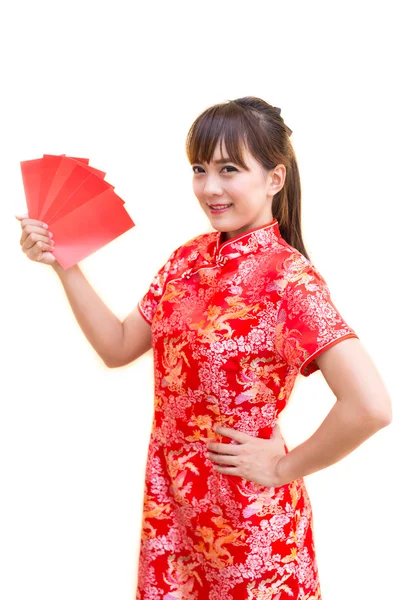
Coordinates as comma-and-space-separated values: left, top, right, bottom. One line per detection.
186, 104, 250, 170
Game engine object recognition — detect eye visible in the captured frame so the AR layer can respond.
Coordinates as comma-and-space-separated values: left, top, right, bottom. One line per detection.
192, 165, 205, 174
221, 165, 238, 173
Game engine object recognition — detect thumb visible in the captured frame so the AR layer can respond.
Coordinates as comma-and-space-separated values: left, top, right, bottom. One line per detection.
15, 213, 28, 221
271, 422, 283, 439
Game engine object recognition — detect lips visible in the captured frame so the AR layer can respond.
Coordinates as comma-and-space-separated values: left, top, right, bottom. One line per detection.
208, 203, 233, 210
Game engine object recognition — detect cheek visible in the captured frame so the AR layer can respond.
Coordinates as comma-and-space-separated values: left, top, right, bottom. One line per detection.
231, 175, 254, 194
192, 179, 203, 200
235, 178, 265, 203
228, 180, 251, 204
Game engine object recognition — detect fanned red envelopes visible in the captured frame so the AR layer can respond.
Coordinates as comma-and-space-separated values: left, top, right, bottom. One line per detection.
20, 154, 135, 270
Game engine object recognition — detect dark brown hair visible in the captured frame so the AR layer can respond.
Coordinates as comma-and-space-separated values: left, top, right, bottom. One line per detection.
186, 96, 310, 260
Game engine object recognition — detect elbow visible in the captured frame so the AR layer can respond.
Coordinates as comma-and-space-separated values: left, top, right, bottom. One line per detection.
367, 397, 392, 430
370, 411, 392, 431
376, 406, 392, 429
103, 353, 133, 369
103, 355, 123, 369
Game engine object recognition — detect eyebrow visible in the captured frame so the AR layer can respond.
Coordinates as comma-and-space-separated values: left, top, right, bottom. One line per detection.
194, 157, 237, 165
214, 157, 235, 164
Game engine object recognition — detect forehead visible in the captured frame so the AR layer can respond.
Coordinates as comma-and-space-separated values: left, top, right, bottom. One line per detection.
211, 142, 228, 161
208, 141, 257, 169
208, 140, 249, 163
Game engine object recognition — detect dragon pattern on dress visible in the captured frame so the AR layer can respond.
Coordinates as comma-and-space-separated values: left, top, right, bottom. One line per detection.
136, 219, 358, 599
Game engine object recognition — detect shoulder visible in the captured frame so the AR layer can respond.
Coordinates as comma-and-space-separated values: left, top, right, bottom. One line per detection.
178, 231, 217, 253
168, 231, 218, 264
156, 231, 217, 280
274, 241, 329, 297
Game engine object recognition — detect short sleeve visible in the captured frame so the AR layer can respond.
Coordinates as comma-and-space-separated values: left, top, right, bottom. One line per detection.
138, 247, 181, 325
275, 263, 359, 377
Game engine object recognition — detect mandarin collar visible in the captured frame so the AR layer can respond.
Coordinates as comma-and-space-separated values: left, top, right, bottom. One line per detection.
181, 219, 282, 280
214, 218, 282, 262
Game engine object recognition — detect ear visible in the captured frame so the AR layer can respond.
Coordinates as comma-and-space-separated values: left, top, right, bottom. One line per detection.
269, 164, 286, 195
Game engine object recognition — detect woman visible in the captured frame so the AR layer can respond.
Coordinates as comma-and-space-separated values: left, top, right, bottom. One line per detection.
17, 97, 392, 600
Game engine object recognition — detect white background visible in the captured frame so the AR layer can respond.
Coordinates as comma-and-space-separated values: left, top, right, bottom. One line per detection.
1, 1, 398, 599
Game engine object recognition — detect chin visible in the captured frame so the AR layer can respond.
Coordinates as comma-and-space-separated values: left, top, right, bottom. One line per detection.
208, 215, 239, 231
211, 224, 236, 235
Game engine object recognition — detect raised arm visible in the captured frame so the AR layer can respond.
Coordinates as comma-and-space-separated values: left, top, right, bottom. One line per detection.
17, 215, 152, 368
276, 337, 392, 484
53, 263, 152, 368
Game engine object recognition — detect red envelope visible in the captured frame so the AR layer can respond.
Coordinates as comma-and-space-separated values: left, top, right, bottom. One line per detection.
37, 154, 65, 219
20, 155, 135, 269
20, 155, 103, 219
69, 157, 90, 164
38, 155, 101, 218
44, 171, 115, 224
20, 158, 44, 219
50, 190, 134, 270
39, 156, 109, 221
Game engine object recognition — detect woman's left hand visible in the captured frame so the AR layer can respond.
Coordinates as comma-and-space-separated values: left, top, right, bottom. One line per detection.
207, 424, 287, 487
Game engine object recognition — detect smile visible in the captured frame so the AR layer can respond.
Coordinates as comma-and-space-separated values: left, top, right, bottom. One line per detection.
208, 203, 233, 213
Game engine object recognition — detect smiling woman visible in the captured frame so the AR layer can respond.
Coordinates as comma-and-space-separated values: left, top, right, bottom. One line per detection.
132, 98, 391, 599
16, 96, 392, 600
191, 144, 286, 240
187, 97, 307, 253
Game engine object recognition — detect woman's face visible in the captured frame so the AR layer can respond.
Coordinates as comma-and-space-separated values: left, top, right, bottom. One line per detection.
191, 142, 285, 240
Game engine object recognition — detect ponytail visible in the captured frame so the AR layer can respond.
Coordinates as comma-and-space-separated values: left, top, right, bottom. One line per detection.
272, 150, 310, 261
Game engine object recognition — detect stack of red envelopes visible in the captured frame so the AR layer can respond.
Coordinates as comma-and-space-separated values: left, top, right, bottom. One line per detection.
20, 154, 135, 270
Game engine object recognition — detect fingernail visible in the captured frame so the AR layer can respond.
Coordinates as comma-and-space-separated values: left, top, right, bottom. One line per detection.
43, 223, 48, 229
48, 232, 53, 238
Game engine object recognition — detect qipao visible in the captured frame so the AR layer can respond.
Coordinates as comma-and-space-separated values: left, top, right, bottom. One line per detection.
136, 218, 358, 600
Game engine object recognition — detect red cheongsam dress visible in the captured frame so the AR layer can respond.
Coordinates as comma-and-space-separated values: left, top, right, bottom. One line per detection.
136, 218, 358, 600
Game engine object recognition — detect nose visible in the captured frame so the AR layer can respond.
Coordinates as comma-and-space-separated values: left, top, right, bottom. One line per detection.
202, 175, 223, 198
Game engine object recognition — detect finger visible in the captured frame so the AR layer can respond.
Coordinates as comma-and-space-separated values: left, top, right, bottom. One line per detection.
213, 464, 240, 476
20, 225, 51, 238
15, 214, 29, 220
206, 442, 241, 455
208, 452, 239, 466
27, 244, 47, 262
271, 423, 283, 439
27, 248, 54, 264
214, 427, 249, 444
19, 217, 49, 230
20, 228, 52, 248
21, 233, 51, 249
36, 241, 54, 253
22, 233, 53, 251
